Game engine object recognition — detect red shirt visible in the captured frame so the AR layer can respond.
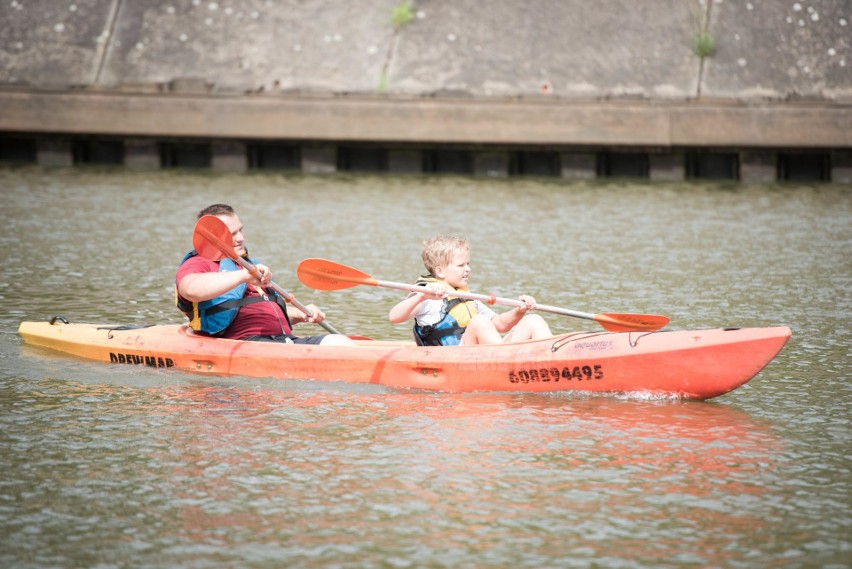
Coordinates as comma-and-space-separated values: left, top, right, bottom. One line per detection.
176, 255, 292, 339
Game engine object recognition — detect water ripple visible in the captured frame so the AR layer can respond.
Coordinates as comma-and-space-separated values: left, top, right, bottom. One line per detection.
1, 168, 849, 568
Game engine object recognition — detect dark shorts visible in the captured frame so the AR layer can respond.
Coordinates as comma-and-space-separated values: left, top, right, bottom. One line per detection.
243, 334, 326, 345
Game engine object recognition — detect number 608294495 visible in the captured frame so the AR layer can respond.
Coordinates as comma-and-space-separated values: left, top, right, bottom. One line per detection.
508, 364, 604, 384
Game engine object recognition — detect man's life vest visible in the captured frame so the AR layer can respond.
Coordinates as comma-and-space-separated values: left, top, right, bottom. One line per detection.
413, 275, 479, 346
176, 252, 291, 335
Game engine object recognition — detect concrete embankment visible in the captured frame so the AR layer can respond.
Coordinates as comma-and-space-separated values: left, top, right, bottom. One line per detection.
0, 0, 849, 182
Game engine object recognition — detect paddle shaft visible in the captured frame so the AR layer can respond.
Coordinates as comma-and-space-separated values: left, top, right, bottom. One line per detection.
373, 279, 604, 321
230, 255, 341, 335
295, 258, 669, 332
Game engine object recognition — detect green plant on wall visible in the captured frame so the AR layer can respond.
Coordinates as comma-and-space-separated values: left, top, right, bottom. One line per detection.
690, 0, 715, 57
693, 30, 715, 57
380, 1, 415, 91
391, 1, 414, 29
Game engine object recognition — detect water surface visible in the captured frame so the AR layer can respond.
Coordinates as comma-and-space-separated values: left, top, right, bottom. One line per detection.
1, 167, 849, 568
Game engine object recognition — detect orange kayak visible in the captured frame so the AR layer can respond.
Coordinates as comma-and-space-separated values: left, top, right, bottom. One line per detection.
18, 320, 791, 400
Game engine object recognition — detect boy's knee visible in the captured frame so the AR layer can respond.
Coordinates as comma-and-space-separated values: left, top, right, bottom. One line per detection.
469, 314, 493, 324
522, 313, 552, 336
524, 313, 546, 325
467, 314, 495, 330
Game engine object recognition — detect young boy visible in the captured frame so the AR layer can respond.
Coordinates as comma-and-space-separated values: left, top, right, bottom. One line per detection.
388, 235, 552, 346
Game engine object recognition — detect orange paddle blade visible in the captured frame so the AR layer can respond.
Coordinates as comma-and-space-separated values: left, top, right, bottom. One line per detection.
297, 259, 378, 290
192, 215, 235, 262
595, 313, 670, 332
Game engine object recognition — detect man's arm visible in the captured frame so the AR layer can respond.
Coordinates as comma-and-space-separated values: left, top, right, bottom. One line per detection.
176, 257, 272, 302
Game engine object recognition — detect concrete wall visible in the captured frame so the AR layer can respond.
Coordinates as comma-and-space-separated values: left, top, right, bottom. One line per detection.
0, 0, 849, 181
1, 0, 848, 100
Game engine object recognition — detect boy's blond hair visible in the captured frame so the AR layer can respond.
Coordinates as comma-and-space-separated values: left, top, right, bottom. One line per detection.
421, 235, 469, 276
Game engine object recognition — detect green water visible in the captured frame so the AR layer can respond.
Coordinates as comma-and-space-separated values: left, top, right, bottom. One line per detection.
1, 166, 849, 568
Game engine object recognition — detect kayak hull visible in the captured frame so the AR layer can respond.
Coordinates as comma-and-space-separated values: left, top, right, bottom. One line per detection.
17, 321, 792, 400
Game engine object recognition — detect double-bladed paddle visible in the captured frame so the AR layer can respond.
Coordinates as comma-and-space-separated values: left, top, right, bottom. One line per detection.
192, 215, 342, 335
297, 258, 670, 333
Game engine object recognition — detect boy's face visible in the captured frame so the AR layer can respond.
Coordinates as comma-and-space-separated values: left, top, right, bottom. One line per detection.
435, 248, 471, 289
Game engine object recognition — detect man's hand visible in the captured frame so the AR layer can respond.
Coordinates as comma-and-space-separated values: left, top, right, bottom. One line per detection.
247, 263, 273, 288
301, 303, 325, 324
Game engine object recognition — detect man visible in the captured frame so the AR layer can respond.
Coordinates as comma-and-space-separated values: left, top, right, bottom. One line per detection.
176, 204, 353, 345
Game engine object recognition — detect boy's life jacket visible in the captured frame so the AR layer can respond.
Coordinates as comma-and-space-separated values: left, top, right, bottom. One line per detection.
413, 275, 479, 346
176, 251, 292, 336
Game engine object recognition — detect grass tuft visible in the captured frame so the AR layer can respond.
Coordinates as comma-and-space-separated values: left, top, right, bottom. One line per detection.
391, 1, 414, 29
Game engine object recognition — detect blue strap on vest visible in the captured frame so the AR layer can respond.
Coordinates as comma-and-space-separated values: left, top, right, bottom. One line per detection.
414, 298, 469, 346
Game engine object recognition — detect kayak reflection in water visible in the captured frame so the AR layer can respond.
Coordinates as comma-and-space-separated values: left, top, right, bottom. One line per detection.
176, 203, 354, 346
389, 235, 552, 346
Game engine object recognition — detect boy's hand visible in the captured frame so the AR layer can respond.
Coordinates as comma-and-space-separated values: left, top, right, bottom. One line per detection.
517, 295, 537, 313
422, 283, 446, 300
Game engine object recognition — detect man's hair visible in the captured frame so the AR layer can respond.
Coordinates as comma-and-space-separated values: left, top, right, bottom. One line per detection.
197, 203, 235, 219
421, 235, 469, 275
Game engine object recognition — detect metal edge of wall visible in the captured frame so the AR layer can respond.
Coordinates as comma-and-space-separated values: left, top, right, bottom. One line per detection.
0, 89, 849, 149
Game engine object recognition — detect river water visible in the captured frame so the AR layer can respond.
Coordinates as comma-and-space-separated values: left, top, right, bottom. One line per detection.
1, 166, 849, 568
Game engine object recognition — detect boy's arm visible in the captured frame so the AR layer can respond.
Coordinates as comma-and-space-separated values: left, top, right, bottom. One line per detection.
490, 295, 536, 333
491, 308, 526, 333
388, 286, 443, 324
